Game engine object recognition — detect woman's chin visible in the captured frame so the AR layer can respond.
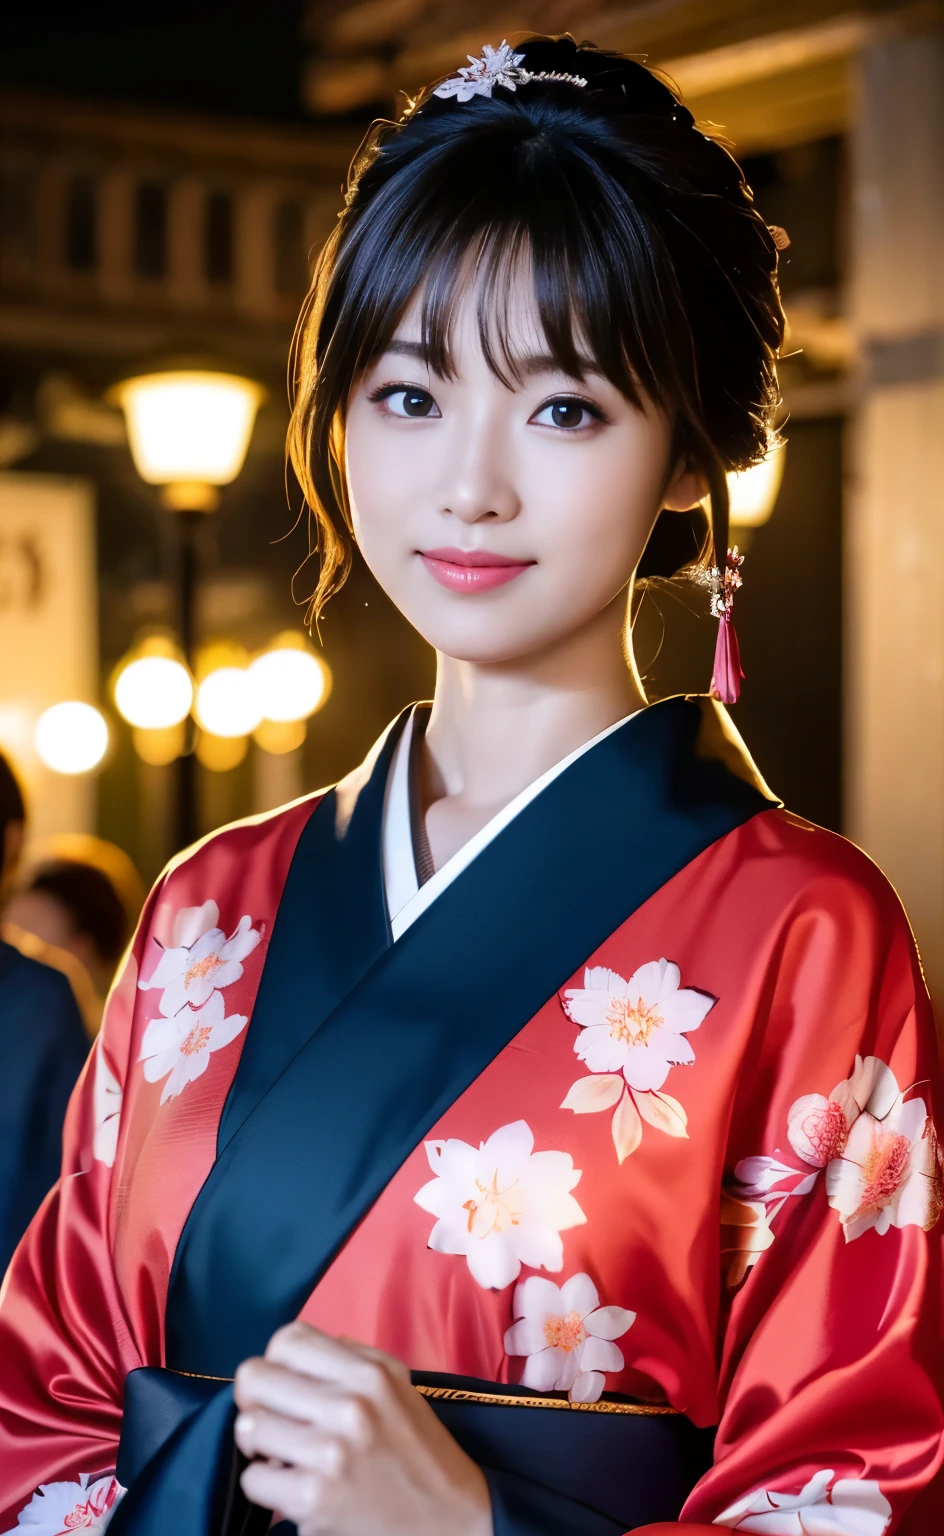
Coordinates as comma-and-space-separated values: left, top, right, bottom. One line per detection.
410, 616, 574, 668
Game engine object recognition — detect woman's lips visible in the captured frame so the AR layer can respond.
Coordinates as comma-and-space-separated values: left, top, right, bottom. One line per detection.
419, 547, 535, 593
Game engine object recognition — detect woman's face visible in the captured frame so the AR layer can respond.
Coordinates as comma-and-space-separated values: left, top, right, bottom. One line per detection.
344, 269, 704, 666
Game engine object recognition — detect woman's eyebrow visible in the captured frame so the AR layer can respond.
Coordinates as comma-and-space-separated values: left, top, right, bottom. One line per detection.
383, 339, 427, 361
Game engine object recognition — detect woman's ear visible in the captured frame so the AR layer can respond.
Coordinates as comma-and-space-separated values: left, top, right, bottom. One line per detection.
662, 458, 710, 512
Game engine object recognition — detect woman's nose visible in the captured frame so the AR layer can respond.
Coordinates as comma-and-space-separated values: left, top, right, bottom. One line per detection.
439, 419, 521, 524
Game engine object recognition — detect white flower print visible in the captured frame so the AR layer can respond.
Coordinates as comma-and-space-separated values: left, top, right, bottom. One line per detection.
561, 961, 715, 1162
825, 1089, 941, 1241
138, 989, 248, 1105
92, 1047, 123, 1167
732, 1058, 896, 1216
732, 1056, 942, 1268
734, 1157, 817, 1202
787, 1055, 898, 1171
1, 1473, 124, 1535
414, 1120, 586, 1290
564, 962, 713, 1090
135, 900, 262, 1104
715, 1469, 892, 1534
138, 901, 261, 1019
504, 1272, 635, 1404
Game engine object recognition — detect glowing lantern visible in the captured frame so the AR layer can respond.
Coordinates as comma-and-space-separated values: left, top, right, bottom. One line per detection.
110, 370, 264, 511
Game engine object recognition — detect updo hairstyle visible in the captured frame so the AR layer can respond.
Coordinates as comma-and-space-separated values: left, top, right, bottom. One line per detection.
287, 34, 785, 619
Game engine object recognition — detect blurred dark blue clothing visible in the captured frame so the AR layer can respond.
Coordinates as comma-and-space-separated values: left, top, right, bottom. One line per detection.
0, 938, 89, 1275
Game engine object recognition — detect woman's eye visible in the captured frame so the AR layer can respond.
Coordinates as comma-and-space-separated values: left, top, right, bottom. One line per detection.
374, 386, 441, 419
530, 397, 601, 431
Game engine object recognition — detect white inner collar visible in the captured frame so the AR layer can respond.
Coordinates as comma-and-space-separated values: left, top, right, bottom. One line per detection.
381, 705, 640, 942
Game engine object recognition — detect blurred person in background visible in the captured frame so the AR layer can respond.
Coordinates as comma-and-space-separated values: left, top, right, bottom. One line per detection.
0, 752, 89, 1275
4, 835, 145, 1032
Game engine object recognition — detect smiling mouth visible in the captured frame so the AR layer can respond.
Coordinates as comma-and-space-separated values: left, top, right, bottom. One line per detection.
419, 547, 536, 593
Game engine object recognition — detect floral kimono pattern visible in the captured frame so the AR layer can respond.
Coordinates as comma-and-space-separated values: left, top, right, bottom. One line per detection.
0, 698, 940, 1535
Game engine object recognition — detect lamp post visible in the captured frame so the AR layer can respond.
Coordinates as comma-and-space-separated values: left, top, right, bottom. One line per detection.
109, 368, 264, 850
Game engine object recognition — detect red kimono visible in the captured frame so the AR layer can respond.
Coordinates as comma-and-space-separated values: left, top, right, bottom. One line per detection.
0, 696, 941, 1534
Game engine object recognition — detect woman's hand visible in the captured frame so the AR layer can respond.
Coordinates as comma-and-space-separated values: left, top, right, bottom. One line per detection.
233, 1322, 493, 1536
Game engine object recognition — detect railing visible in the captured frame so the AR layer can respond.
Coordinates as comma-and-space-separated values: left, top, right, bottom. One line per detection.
0, 155, 330, 321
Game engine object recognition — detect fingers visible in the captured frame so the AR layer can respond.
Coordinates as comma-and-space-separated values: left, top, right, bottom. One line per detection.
235, 1407, 347, 1475
240, 1458, 329, 1530
234, 1359, 375, 1444
264, 1321, 410, 1388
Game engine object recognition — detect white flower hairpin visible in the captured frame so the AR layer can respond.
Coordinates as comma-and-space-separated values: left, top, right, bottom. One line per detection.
433, 41, 588, 103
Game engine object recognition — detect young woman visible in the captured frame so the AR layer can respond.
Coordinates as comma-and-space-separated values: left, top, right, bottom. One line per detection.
0, 34, 940, 1536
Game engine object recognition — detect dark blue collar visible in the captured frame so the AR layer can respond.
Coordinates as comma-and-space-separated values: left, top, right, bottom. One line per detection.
166, 695, 777, 1376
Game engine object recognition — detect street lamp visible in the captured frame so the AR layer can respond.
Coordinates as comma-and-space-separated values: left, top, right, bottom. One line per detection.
109, 368, 264, 849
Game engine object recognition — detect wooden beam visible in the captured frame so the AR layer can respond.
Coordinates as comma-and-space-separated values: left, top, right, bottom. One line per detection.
660, 12, 868, 97
686, 54, 851, 153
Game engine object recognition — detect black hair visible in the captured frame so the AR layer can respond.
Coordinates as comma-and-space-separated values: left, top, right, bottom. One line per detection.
25, 859, 128, 965
288, 33, 785, 617
0, 752, 26, 862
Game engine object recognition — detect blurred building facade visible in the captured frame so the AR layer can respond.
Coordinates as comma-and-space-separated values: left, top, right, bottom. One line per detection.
0, 91, 349, 373
1, 0, 942, 1002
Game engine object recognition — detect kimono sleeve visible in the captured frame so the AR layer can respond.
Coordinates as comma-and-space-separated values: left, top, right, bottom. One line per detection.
681, 849, 944, 1534
0, 882, 166, 1531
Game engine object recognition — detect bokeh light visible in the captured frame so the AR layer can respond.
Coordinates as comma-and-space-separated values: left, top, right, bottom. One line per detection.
115, 655, 193, 729
253, 717, 307, 755
248, 645, 328, 723
194, 667, 262, 738
727, 445, 786, 529
196, 730, 249, 772
132, 722, 186, 766
35, 702, 109, 775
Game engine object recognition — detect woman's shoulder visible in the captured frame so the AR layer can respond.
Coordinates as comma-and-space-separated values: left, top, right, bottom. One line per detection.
150, 790, 328, 927
733, 805, 919, 950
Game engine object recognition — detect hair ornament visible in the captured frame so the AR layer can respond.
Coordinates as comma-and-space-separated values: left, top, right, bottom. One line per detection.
703, 547, 745, 705
707, 546, 744, 623
433, 40, 588, 103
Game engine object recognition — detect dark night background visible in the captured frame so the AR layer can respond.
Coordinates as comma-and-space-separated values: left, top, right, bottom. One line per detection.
0, 4, 846, 880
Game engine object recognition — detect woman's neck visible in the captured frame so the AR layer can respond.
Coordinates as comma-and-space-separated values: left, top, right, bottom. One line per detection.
419, 595, 646, 865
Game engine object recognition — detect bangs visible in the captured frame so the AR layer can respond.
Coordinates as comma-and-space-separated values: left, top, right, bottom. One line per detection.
411, 221, 647, 411
320, 123, 688, 419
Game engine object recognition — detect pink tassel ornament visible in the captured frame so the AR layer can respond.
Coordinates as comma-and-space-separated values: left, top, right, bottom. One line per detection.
710, 612, 744, 704
707, 548, 745, 705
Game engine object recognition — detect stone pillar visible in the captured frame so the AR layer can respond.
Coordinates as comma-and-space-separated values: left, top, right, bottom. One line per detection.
846, 27, 944, 1004
167, 175, 207, 311
234, 181, 279, 319
98, 166, 136, 304
33, 158, 67, 290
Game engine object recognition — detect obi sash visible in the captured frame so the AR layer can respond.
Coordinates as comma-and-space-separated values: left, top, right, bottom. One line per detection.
115, 1366, 715, 1535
